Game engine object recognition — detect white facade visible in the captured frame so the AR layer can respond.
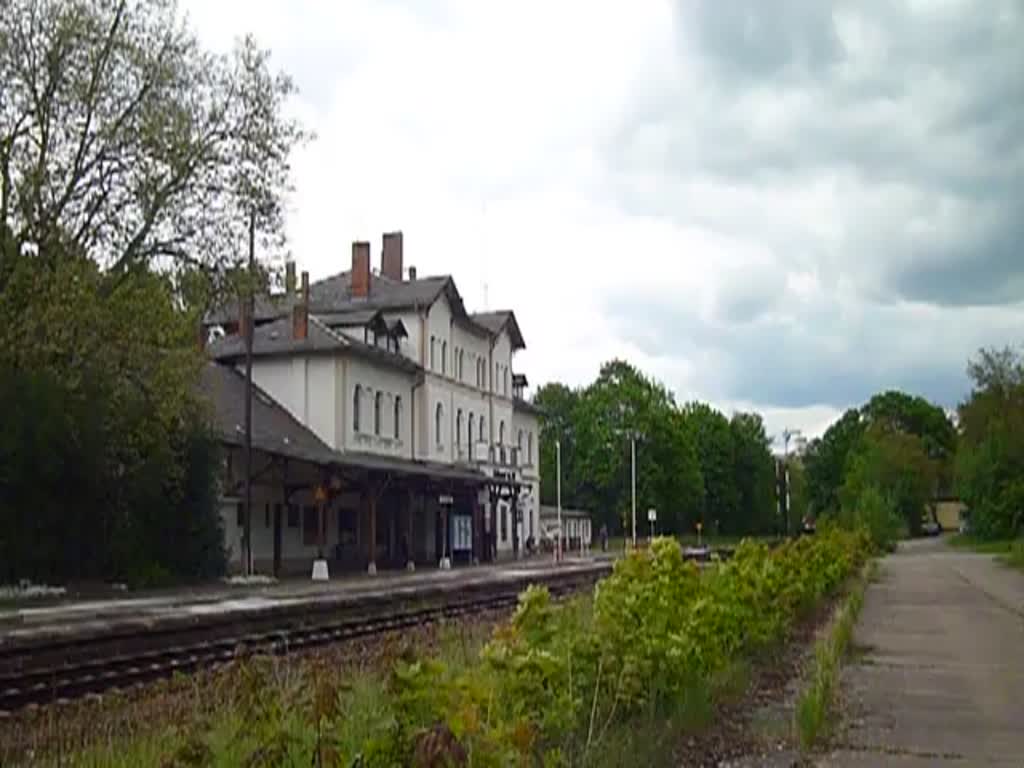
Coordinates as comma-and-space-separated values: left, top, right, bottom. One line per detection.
234, 256, 540, 562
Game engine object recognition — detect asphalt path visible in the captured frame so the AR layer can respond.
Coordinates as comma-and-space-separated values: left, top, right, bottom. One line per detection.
822, 536, 1024, 766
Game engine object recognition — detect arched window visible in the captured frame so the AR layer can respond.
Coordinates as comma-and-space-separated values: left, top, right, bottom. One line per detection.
430, 336, 436, 370
499, 421, 505, 445
394, 396, 402, 440
504, 367, 509, 395
518, 429, 524, 453
435, 403, 444, 446
353, 385, 362, 433
442, 341, 448, 375
468, 413, 475, 457
479, 416, 485, 443
458, 349, 464, 381
373, 391, 382, 435
456, 409, 463, 449
495, 362, 499, 390
528, 432, 534, 465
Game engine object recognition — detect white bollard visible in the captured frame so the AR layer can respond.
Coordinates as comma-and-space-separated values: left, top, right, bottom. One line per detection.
311, 558, 329, 581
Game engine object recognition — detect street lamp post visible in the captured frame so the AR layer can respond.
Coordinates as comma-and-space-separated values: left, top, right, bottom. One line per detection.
780, 428, 802, 535
555, 438, 563, 562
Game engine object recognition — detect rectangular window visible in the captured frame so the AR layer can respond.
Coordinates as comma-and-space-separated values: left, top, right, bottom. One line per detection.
287, 504, 299, 528
303, 506, 319, 546
500, 504, 508, 542
236, 502, 244, 526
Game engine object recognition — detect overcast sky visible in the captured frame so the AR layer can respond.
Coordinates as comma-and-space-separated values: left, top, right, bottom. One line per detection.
183, 0, 1024, 442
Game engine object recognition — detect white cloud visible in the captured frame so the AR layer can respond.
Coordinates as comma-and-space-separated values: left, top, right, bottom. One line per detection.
181, 0, 1023, 438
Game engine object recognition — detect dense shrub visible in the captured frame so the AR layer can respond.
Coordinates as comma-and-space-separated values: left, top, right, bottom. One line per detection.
836, 485, 904, 552
0, 251, 225, 587
347, 527, 869, 766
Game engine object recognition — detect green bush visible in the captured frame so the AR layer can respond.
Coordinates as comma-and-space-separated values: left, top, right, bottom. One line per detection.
836, 485, 903, 552
346, 528, 869, 765
64, 530, 869, 767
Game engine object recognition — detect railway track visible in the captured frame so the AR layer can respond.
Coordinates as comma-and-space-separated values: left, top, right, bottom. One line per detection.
0, 566, 607, 714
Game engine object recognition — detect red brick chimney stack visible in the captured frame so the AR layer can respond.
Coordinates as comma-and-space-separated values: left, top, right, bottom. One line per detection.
381, 231, 404, 281
352, 241, 371, 298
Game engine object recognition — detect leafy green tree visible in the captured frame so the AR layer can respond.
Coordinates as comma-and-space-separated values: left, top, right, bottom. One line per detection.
0, 0, 308, 295
730, 411, 777, 534
681, 402, 739, 534
535, 383, 582, 507
0, 0, 308, 585
955, 347, 1024, 539
839, 424, 936, 537
862, 390, 956, 499
804, 408, 864, 517
0, 248, 223, 584
542, 360, 703, 537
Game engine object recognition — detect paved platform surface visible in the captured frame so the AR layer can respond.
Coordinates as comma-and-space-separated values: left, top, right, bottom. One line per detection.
820, 537, 1024, 766
0, 555, 605, 646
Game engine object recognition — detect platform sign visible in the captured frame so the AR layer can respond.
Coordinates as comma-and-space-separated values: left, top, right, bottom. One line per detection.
647, 508, 657, 522
438, 494, 454, 505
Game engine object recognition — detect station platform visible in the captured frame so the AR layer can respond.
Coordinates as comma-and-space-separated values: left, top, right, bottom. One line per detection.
0, 556, 610, 650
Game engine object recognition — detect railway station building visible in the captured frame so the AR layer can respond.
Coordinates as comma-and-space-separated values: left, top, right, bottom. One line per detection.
200, 233, 542, 576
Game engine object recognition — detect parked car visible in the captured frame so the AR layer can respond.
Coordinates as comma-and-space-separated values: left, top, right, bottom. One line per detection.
922, 520, 942, 536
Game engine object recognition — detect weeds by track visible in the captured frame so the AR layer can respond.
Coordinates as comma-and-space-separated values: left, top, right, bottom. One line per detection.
0, 566, 608, 714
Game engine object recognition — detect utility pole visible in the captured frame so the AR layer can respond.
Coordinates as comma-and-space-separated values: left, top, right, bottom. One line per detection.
243, 208, 256, 576
630, 434, 637, 548
555, 438, 562, 562
780, 428, 801, 536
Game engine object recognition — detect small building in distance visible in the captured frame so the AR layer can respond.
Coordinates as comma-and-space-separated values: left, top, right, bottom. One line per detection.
539, 505, 592, 551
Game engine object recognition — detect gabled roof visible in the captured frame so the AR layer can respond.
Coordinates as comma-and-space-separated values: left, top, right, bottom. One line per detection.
207, 316, 422, 374
471, 310, 526, 350
205, 271, 494, 339
199, 362, 338, 466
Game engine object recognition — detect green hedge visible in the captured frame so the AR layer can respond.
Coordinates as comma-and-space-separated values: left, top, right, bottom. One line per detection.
347, 526, 870, 766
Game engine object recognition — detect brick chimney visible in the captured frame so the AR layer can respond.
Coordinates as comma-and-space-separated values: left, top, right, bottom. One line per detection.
292, 270, 309, 340
381, 231, 404, 281
351, 241, 370, 299
285, 260, 297, 294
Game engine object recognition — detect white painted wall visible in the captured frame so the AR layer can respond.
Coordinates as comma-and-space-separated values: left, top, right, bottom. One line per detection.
343, 355, 416, 458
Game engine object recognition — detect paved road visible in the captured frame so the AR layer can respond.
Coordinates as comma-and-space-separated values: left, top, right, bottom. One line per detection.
822, 537, 1024, 766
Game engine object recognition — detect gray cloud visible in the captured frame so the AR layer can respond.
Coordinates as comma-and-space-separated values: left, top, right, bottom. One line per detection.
602, 0, 1024, 410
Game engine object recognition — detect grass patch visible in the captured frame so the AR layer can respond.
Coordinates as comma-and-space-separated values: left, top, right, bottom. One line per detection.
794, 561, 871, 751
949, 534, 1024, 571
948, 534, 1016, 554
1000, 540, 1024, 571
